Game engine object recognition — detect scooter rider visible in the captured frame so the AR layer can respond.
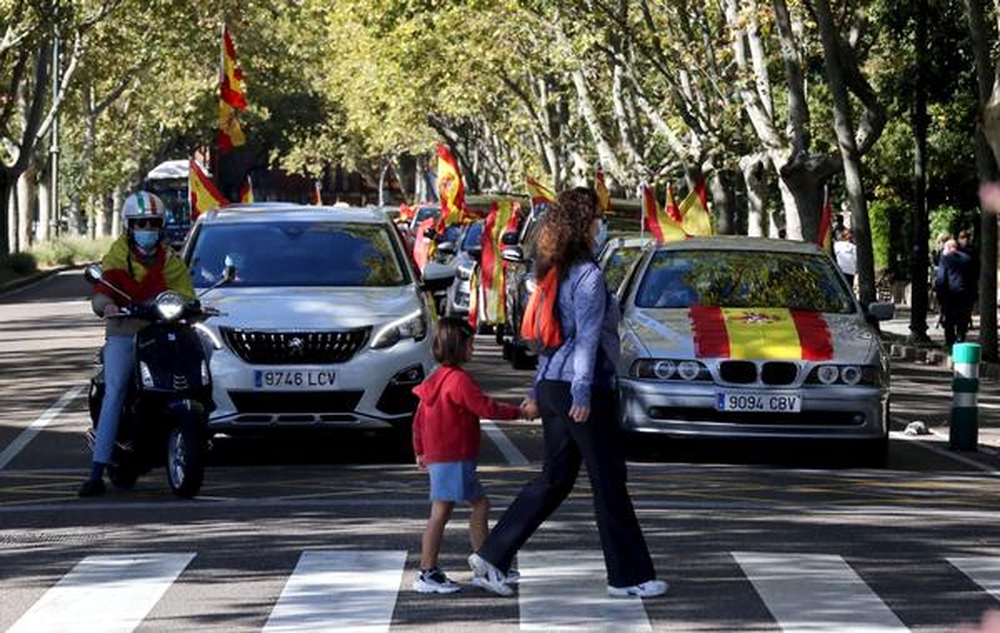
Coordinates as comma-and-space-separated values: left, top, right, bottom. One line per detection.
79, 191, 195, 497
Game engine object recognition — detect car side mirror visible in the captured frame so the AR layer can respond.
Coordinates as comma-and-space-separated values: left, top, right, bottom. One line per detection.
421, 261, 455, 293
501, 231, 518, 246
865, 301, 895, 322
502, 246, 524, 264
84, 264, 103, 285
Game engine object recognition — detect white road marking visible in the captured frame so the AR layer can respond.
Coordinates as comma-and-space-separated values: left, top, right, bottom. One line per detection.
482, 419, 529, 466
949, 557, 1000, 600
517, 549, 652, 631
263, 549, 406, 633
0, 385, 84, 470
7, 552, 195, 633
733, 552, 908, 633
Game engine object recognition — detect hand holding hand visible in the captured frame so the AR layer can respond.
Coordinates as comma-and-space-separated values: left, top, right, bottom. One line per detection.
520, 398, 538, 419
569, 404, 590, 423
415, 454, 426, 470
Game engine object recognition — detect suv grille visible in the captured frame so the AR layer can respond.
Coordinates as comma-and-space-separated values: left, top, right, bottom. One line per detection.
220, 327, 370, 365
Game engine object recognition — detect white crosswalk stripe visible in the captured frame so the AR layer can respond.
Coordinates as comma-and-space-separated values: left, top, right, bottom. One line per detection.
733, 552, 909, 633
263, 549, 407, 633
517, 550, 652, 631
7, 552, 195, 633
948, 556, 1000, 601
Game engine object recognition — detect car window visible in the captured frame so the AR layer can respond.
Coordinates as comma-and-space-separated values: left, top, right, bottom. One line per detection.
634, 249, 855, 313
461, 222, 484, 250
603, 246, 643, 293
187, 221, 409, 288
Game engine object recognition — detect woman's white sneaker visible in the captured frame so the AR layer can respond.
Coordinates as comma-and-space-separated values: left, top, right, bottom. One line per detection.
607, 579, 668, 598
468, 553, 514, 597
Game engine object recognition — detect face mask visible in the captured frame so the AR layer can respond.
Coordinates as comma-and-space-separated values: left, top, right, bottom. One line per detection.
593, 218, 608, 255
133, 229, 160, 253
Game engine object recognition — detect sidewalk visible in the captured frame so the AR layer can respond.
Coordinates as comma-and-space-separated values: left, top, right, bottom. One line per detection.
883, 306, 1000, 453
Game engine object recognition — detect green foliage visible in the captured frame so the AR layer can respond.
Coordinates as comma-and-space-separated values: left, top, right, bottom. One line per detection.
929, 205, 979, 246
868, 199, 903, 272
1, 252, 37, 275
30, 237, 115, 268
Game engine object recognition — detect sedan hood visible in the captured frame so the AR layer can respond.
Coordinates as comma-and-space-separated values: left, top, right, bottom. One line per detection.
203, 286, 422, 330
623, 308, 879, 363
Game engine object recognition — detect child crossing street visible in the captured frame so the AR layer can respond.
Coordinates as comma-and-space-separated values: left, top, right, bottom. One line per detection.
411, 317, 525, 594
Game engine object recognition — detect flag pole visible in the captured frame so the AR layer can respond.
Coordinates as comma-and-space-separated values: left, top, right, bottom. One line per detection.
639, 182, 646, 239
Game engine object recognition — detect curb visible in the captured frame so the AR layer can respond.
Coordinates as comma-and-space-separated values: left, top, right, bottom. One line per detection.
0, 266, 75, 296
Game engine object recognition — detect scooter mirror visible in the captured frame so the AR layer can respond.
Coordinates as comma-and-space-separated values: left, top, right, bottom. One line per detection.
83, 264, 104, 285
223, 264, 237, 283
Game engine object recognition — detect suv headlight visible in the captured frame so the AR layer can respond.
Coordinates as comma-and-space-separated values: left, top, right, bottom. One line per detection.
371, 309, 428, 349
155, 291, 186, 321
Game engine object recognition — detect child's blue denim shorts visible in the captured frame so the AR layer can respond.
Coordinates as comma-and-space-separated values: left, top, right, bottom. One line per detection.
427, 459, 484, 502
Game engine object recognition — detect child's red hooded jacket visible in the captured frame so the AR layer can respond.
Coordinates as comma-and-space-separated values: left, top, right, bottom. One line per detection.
412, 365, 521, 464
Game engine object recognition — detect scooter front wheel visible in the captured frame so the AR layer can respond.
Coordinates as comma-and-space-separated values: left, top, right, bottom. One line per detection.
166, 421, 206, 498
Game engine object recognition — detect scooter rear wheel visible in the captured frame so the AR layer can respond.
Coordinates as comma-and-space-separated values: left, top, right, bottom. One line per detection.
166, 422, 206, 498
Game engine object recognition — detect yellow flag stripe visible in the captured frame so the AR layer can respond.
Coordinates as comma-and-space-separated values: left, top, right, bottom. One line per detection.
720, 308, 802, 360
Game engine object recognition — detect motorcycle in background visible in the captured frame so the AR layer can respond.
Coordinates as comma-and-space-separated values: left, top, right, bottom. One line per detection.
85, 263, 230, 498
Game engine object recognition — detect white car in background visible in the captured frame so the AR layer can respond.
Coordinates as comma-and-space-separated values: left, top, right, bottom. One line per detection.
183, 204, 453, 443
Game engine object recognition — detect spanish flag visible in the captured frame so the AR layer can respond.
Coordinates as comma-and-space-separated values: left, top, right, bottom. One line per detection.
679, 179, 713, 237
479, 199, 518, 325
526, 176, 556, 211
189, 159, 229, 219
816, 187, 833, 252
217, 25, 247, 151
239, 175, 254, 203
436, 143, 467, 229
412, 215, 436, 273
689, 306, 833, 361
398, 202, 417, 224
595, 167, 611, 215
641, 183, 685, 242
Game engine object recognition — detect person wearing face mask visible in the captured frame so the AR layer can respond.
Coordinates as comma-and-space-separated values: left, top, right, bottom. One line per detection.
468, 187, 666, 599
78, 191, 195, 497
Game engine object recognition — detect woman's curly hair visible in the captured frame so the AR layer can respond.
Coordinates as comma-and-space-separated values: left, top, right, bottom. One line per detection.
533, 187, 600, 278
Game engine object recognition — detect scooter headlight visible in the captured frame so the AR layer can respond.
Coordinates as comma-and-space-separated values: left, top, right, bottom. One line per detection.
155, 291, 186, 321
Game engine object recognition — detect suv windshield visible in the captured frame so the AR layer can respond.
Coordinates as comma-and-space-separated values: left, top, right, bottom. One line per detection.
188, 221, 409, 288
634, 249, 855, 313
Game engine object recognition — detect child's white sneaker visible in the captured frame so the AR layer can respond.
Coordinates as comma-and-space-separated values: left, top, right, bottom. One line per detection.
413, 567, 461, 594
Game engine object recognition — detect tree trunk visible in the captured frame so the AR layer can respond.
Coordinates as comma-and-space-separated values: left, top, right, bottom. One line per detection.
0, 171, 8, 255
813, 0, 875, 304
740, 154, 768, 237
111, 187, 123, 237
17, 168, 34, 250
37, 176, 50, 243
962, 0, 999, 362
909, 0, 931, 341
710, 169, 736, 235
7, 183, 17, 253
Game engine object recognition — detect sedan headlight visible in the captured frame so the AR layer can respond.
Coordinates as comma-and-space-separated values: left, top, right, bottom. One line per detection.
631, 358, 710, 381
371, 309, 429, 349
155, 291, 186, 321
806, 364, 880, 386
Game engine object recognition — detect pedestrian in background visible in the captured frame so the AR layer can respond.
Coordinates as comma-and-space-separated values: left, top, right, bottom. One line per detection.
834, 227, 857, 291
468, 187, 666, 599
957, 229, 980, 332
410, 316, 524, 594
935, 238, 974, 349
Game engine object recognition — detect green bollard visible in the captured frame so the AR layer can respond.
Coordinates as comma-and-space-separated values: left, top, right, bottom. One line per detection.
949, 342, 981, 452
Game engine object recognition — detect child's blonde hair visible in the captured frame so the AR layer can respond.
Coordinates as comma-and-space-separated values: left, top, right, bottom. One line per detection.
433, 316, 474, 366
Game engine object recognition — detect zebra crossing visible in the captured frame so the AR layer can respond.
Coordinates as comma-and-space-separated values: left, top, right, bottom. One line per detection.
5, 547, 998, 632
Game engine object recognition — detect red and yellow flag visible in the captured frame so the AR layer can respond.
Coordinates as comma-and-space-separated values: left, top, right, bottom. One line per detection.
398, 202, 417, 224
189, 159, 229, 220
479, 199, 519, 325
689, 307, 833, 360
642, 183, 685, 242
595, 167, 611, 216
679, 179, 713, 237
412, 216, 436, 273
816, 188, 833, 251
217, 25, 247, 151
436, 143, 468, 229
526, 176, 556, 210
239, 175, 254, 203
311, 180, 322, 206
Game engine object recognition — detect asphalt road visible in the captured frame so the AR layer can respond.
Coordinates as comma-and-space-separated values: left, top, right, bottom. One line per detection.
3, 270, 1000, 632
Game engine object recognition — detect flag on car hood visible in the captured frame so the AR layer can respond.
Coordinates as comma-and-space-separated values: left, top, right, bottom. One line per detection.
689, 307, 833, 361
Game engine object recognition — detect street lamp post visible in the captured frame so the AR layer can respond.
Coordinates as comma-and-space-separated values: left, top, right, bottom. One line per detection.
49, 34, 60, 238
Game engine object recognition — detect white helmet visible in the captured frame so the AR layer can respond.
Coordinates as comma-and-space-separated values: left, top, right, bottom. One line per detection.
121, 191, 166, 228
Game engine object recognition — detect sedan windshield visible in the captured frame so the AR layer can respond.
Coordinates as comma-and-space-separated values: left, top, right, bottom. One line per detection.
634, 249, 855, 313
188, 221, 409, 288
